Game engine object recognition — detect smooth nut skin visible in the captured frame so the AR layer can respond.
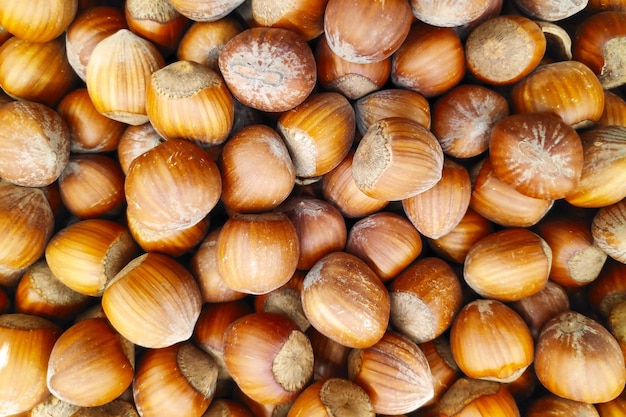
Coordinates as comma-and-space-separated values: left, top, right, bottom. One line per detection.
223, 312, 314, 405
389, 257, 463, 344
125, 138, 222, 232
586, 0, 626, 12
510, 60, 605, 129
348, 330, 435, 415
251, 0, 328, 41
535, 310, 626, 404
216, 212, 300, 295
588, 260, 626, 319
218, 27, 316, 113
355, 88, 431, 136
86, 29, 165, 125
526, 394, 601, 417
146, 60, 234, 146
431, 84, 509, 159
463, 228, 552, 302
0, 0, 624, 417
193, 300, 253, 381
46, 318, 134, 407
15, 259, 90, 322
65, 6, 128, 82
505, 367, 537, 404
0, 184, 54, 275
428, 207, 494, 264
124, 0, 191, 56
168, 0, 244, 22
316, 36, 391, 100
391, 23, 465, 98
301, 251, 390, 349
133, 342, 218, 417
324, 0, 412, 64
509, 280, 571, 340
450, 299, 534, 383
189, 227, 248, 304
352, 117, 444, 202
321, 151, 389, 219
419, 338, 460, 406
102, 253, 203, 349
57, 88, 126, 153
279, 196, 347, 271
469, 157, 554, 228
219, 124, 295, 213
127, 210, 211, 258
535, 215, 607, 287
58, 154, 126, 219
0, 314, 62, 416
409, 0, 502, 28
45, 219, 140, 297
598, 90, 626, 127
513, 0, 588, 21
403, 158, 471, 239
573, 11, 626, 90
306, 326, 351, 382
177, 18, 243, 71
346, 211, 422, 282
277, 92, 355, 179
0, 36, 77, 107
117, 123, 165, 175
596, 392, 626, 417
592, 198, 626, 263
0, 0, 77, 42
566, 125, 626, 208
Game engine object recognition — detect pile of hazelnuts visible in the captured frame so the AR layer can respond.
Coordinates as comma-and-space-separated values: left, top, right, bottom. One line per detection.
1, 0, 626, 416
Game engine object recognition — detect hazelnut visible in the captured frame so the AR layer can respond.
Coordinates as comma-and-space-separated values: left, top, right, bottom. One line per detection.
133, 342, 218, 416
535, 310, 626, 403
0, 0, 77, 42
391, 23, 465, 98
301, 252, 390, 349
463, 228, 552, 301
146, 60, 234, 146
465, 15, 546, 85
124, 0, 190, 56
450, 299, 534, 383
47, 318, 135, 407
323, 0, 412, 64
0, 314, 62, 416
389, 257, 463, 344
489, 112, 584, 200
402, 158, 471, 239
348, 330, 435, 415
352, 117, 444, 201
223, 312, 314, 405
216, 212, 300, 295
65, 6, 128, 81
346, 211, 422, 282
218, 27, 316, 113
102, 253, 203, 349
